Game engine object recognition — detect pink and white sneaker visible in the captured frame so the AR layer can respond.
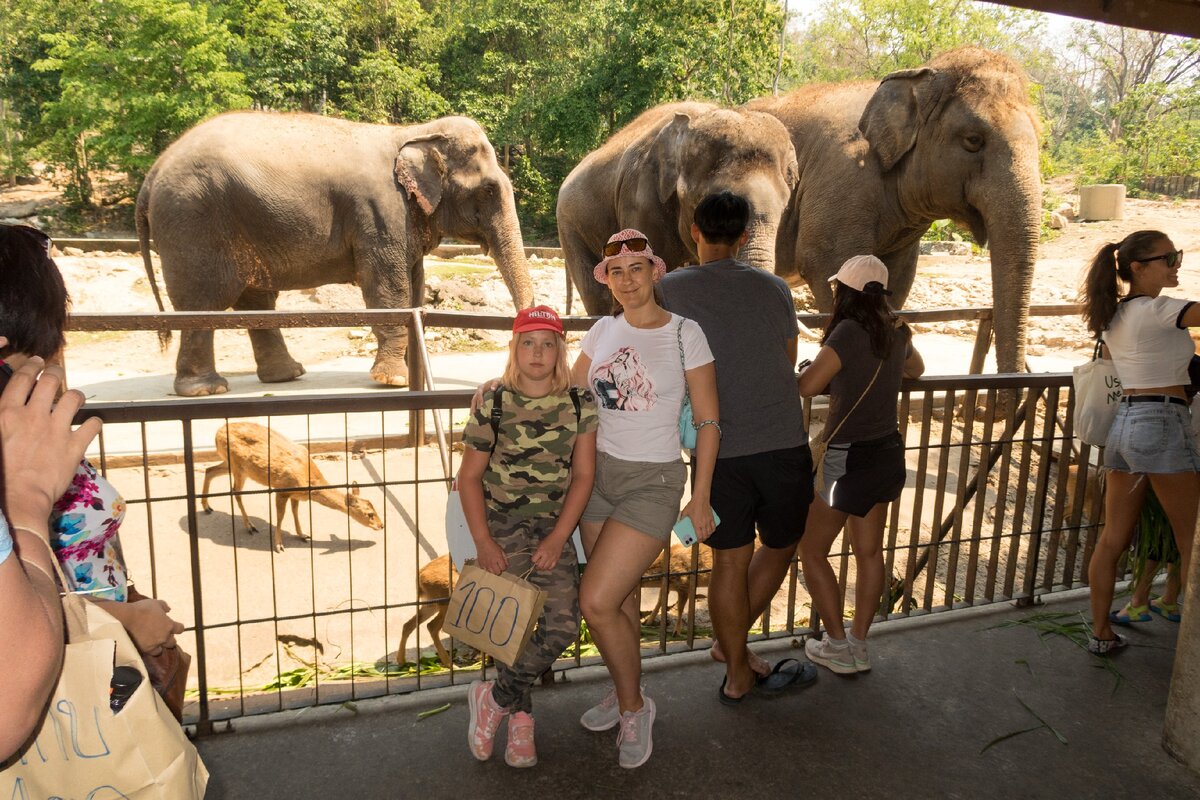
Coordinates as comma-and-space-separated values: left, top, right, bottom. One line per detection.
505, 712, 537, 768
467, 680, 507, 761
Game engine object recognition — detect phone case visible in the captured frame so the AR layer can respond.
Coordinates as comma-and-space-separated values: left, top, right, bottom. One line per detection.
672, 508, 720, 547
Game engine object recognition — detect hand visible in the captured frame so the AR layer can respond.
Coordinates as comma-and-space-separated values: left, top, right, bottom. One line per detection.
126, 598, 185, 655
469, 378, 503, 413
474, 538, 509, 575
0, 357, 101, 529
531, 536, 568, 571
679, 498, 716, 542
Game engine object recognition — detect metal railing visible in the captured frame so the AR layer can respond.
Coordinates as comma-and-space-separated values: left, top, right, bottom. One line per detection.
63, 305, 1101, 733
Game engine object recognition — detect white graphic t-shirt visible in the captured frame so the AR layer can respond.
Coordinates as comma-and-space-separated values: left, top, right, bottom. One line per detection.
581, 312, 714, 462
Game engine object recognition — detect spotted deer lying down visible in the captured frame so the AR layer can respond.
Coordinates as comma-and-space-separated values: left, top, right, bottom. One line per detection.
202, 422, 384, 552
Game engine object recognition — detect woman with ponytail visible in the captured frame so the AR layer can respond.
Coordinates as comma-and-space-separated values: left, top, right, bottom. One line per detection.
1080, 230, 1199, 654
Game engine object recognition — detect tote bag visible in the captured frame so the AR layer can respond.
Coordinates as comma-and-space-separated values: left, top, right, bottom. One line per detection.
0, 580, 209, 799
442, 562, 547, 667
1073, 341, 1122, 447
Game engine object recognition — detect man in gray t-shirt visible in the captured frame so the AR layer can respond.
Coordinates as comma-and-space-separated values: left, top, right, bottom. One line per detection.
659, 192, 817, 701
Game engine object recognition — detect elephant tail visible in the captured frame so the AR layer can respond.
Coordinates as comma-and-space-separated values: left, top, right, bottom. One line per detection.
564, 264, 574, 316
135, 185, 171, 350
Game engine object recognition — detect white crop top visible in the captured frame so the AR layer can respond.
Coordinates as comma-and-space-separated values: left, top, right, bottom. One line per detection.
1104, 295, 1196, 389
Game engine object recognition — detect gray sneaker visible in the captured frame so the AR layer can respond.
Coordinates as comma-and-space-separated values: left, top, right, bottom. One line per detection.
805, 636, 857, 675
616, 695, 656, 769
847, 637, 871, 672
581, 684, 645, 731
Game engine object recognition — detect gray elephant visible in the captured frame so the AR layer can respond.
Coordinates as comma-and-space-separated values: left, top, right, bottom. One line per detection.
748, 47, 1042, 374
557, 102, 798, 315
136, 111, 534, 396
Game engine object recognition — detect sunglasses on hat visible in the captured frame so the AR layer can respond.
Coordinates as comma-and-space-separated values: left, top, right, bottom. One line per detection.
1141, 249, 1184, 268
603, 237, 649, 257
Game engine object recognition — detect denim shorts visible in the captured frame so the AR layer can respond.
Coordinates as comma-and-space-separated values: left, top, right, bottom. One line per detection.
1104, 399, 1200, 474
581, 451, 687, 541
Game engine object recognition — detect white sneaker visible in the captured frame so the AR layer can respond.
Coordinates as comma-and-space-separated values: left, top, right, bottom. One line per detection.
581, 684, 644, 731
616, 695, 656, 769
848, 636, 871, 672
805, 636, 858, 675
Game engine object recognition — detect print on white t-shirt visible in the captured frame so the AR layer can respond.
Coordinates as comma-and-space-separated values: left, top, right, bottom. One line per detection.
592, 346, 658, 411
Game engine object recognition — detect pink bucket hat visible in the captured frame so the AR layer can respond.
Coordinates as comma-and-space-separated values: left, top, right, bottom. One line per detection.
593, 228, 668, 284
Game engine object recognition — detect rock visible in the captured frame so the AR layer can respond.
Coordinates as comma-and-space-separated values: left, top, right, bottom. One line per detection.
1048, 211, 1069, 230
348, 329, 367, 340
62, 246, 84, 257
0, 201, 39, 218
1055, 202, 1076, 221
14, 175, 38, 186
919, 241, 972, 256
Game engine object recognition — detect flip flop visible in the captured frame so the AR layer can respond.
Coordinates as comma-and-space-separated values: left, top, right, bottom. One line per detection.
1150, 597, 1182, 623
1109, 602, 1152, 625
755, 658, 818, 695
718, 676, 745, 706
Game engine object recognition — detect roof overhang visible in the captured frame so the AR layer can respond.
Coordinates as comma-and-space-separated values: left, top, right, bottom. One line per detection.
989, 0, 1200, 38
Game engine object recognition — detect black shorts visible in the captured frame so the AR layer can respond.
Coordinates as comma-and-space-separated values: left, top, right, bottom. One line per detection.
703, 443, 813, 551
818, 431, 906, 517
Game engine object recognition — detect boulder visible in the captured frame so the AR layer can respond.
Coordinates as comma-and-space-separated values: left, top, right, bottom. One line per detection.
1048, 211, 1069, 230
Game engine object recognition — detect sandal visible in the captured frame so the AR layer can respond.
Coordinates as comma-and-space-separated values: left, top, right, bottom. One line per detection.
754, 658, 818, 695
1150, 597, 1182, 623
1087, 633, 1128, 656
1109, 603, 1152, 625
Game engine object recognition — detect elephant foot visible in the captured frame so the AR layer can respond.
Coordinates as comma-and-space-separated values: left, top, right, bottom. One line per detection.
257, 360, 306, 384
175, 373, 229, 397
370, 358, 410, 387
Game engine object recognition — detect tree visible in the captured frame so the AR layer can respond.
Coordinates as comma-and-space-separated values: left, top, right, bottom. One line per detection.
32, 0, 250, 205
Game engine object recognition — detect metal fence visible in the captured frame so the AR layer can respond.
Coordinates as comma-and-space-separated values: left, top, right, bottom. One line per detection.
75, 371, 1100, 734
65, 305, 1101, 734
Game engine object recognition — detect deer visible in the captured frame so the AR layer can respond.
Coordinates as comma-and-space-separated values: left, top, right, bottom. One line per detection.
397, 554, 460, 668
641, 543, 714, 636
201, 422, 384, 552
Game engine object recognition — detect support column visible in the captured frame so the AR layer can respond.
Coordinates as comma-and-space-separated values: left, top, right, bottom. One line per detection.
1163, 516, 1200, 771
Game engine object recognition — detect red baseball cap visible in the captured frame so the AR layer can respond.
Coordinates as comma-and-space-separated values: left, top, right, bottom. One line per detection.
513, 305, 564, 335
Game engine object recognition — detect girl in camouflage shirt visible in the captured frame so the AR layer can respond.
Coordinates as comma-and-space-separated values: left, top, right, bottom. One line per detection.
460, 306, 599, 768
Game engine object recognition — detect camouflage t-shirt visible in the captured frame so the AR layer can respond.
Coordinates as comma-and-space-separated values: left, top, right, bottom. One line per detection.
462, 386, 599, 518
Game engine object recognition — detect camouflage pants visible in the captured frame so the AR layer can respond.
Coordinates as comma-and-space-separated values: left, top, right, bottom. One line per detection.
488, 510, 580, 714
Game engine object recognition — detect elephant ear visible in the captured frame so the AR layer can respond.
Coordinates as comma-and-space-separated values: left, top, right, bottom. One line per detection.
858, 67, 938, 172
395, 135, 448, 216
650, 112, 693, 204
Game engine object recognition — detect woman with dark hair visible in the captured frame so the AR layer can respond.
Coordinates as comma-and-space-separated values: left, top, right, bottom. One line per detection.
1079, 229, 1199, 655
797, 255, 924, 674
0, 224, 186, 702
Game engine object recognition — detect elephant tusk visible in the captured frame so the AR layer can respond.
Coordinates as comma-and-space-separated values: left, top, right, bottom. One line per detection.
797, 320, 822, 341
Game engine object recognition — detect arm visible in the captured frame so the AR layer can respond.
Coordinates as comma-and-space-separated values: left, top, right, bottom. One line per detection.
457, 446, 507, 574
571, 353, 592, 388
797, 346, 843, 398
0, 359, 101, 759
92, 597, 185, 655
532, 430, 597, 571
469, 378, 502, 414
785, 335, 798, 369
679, 362, 719, 541
902, 344, 925, 379
1180, 302, 1200, 329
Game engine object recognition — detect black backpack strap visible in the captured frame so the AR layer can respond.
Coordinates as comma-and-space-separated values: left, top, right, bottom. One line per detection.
569, 387, 581, 428
489, 386, 504, 455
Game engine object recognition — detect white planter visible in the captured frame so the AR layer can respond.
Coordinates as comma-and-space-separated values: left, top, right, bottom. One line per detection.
1078, 184, 1126, 221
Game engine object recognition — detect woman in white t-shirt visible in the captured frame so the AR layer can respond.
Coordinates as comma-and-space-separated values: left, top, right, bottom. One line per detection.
574, 228, 718, 769
1081, 229, 1200, 655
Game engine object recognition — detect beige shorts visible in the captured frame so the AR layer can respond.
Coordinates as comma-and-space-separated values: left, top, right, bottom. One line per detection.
582, 451, 687, 542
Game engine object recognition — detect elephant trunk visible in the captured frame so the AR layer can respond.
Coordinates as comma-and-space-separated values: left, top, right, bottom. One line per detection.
490, 227, 534, 311
982, 183, 1040, 375
739, 219, 779, 273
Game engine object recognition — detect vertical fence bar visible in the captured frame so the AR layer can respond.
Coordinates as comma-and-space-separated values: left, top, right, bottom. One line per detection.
181, 421, 213, 735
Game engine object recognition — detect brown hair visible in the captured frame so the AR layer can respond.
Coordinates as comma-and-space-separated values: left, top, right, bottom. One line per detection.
1079, 229, 1170, 336
0, 225, 70, 359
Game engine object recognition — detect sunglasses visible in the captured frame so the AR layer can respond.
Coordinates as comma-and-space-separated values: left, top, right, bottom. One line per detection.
1141, 249, 1184, 268
603, 237, 649, 257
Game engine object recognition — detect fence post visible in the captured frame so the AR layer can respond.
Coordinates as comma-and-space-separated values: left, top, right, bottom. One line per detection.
969, 311, 993, 375
1164, 529, 1200, 773
181, 422, 213, 735
408, 310, 426, 447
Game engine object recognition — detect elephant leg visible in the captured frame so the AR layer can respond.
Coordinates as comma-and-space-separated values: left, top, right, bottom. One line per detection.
175, 330, 229, 397
881, 245, 920, 309
359, 252, 418, 387
233, 288, 305, 384
560, 228, 611, 316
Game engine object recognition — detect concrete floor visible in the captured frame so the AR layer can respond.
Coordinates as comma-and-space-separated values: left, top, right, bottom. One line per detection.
194, 591, 1200, 800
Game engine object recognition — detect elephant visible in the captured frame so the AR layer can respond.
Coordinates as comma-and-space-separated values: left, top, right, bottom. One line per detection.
557, 102, 799, 315
747, 47, 1042, 374
136, 111, 534, 396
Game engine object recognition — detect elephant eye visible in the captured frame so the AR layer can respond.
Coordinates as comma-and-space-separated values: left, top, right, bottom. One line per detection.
963, 133, 984, 153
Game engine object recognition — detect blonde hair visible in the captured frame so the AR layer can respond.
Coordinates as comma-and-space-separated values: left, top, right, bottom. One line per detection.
502, 331, 572, 395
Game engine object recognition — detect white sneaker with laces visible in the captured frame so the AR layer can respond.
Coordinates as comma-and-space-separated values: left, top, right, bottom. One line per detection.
847, 636, 871, 672
805, 636, 858, 675
581, 684, 644, 731
616, 695, 656, 769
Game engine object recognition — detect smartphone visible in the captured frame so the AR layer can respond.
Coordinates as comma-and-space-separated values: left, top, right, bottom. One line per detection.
673, 509, 720, 547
